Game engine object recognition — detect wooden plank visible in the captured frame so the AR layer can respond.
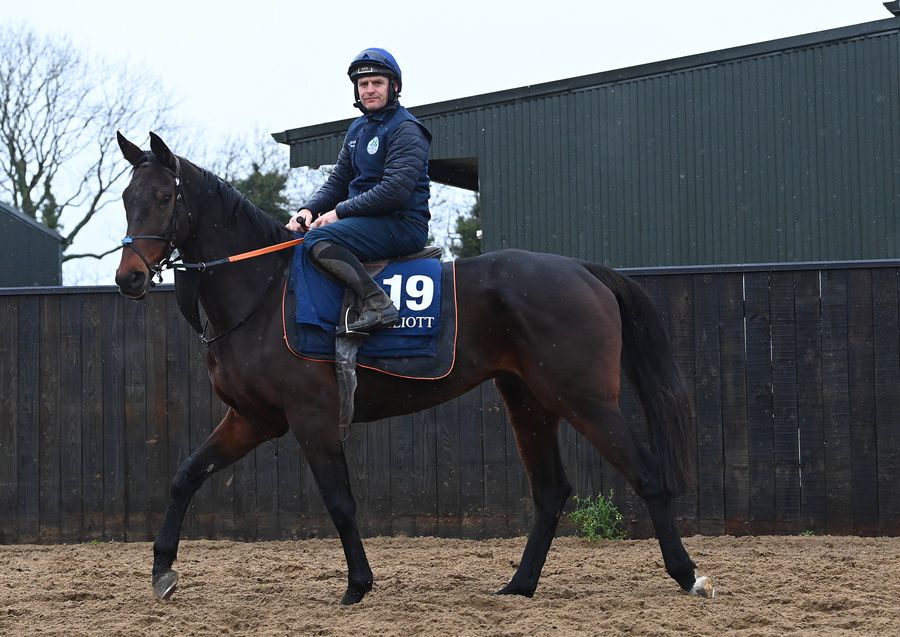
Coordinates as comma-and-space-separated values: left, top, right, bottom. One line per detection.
665, 274, 697, 535
435, 396, 462, 537
145, 293, 169, 537
17, 296, 41, 543
872, 269, 900, 535
186, 328, 213, 538
364, 418, 391, 536
101, 294, 126, 541
693, 273, 725, 535
0, 297, 19, 543
719, 273, 751, 534
123, 297, 149, 540
846, 270, 878, 535
58, 295, 82, 543
389, 413, 416, 535
81, 295, 104, 540
412, 406, 437, 536
457, 386, 485, 537
770, 271, 801, 533
820, 270, 853, 535
232, 423, 257, 540
575, 418, 604, 516
38, 296, 61, 543
254, 440, 279, 541
276, 435, 304, 539
744, 271, 775, 534
164, 295, 191, 536
481, 382, 508, 536
794, 270, 827, 532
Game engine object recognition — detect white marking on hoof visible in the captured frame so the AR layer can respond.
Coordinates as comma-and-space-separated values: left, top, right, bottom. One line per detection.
689, 575, 715, 598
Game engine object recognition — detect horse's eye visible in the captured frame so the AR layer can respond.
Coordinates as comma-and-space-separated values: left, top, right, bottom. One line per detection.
158, 193, 172, 205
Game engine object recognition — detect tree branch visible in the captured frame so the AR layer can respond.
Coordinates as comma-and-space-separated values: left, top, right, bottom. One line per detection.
61, 244, 122, 262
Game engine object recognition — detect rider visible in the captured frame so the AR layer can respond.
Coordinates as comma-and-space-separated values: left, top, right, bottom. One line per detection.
286, 48, 432, 335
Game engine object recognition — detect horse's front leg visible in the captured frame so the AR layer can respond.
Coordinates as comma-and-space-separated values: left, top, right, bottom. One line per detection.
152, 407, 268, 600
295, 422, 373, 605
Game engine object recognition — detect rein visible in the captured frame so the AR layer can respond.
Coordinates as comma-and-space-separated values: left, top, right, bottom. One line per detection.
172, 237, 305, 272
120, 156, 304, 283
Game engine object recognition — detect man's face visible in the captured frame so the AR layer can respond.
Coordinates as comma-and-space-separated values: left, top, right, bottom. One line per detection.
357, 75, 391, 111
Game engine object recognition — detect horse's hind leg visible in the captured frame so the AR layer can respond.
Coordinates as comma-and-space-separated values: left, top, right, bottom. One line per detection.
566, 402, 709, 595
152, 408, 268, 600
495, 374, 572, 597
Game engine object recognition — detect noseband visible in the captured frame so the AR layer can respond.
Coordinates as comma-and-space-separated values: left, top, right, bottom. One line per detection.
120, 156, 191, 286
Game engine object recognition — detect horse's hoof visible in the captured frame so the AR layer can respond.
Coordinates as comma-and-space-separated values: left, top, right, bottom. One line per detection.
152, 570, 179, 600
688, 575, 715, 598
495, 583, 535, 598
340, 582, 372, 605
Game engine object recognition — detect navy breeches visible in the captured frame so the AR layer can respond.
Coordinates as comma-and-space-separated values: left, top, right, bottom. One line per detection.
303, 214, 428, 262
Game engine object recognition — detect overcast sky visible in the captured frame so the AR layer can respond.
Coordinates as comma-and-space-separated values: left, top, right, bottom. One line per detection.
3, 0, 894, 283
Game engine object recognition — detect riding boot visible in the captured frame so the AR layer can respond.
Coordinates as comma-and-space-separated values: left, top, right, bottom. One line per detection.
308, 241, 400, 335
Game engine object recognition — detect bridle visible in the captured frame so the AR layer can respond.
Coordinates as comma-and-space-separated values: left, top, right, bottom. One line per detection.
118, 153, 303, 346
120, 156, 191, 287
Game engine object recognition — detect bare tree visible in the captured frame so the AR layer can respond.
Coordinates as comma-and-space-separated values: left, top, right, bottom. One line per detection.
0, 24, 177, 262
208, 130, 331, 210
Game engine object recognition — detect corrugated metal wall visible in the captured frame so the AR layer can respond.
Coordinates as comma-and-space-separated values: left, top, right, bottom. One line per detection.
0, 208, 62, 286
284, 21, 900, 267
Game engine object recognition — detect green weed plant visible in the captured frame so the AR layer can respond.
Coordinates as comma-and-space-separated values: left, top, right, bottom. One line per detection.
569, 492, 627, 541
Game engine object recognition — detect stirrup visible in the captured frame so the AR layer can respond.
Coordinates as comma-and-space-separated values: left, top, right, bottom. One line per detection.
336, 305, 399, 336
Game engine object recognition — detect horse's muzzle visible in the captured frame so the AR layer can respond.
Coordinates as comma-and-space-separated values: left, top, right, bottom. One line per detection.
115, 267, 151, 299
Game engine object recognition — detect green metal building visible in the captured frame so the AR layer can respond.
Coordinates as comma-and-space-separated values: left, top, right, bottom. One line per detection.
0, 201, 63, 286
274, 19, 900, 267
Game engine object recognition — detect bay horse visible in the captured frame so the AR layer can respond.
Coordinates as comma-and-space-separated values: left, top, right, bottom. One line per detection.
114, 131, 713, 604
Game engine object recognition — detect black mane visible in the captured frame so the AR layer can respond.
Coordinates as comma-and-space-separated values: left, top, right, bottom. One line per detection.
193, 161, 293, 246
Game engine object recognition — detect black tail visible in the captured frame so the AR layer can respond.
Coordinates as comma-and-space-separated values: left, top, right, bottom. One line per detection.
587, 264, 695, 496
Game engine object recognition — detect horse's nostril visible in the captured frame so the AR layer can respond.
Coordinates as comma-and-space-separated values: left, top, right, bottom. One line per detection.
130, 271, 146, 287
116, 269, 149, 297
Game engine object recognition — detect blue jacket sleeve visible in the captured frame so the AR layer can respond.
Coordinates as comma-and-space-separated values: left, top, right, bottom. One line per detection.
300, 142, 353, 215
335, 121, 429, 218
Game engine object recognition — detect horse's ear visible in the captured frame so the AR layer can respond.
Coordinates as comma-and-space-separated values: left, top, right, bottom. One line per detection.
117, 131, 145, 167
148, 131, 178, 172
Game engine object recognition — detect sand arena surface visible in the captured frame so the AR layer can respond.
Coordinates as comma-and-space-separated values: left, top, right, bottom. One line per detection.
1, 535, 898, 636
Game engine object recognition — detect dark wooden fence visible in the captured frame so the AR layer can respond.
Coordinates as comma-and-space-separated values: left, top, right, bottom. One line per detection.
2, 261, 899, 544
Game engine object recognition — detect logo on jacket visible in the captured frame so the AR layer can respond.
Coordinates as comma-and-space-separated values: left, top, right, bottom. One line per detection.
367, 136, 380, 155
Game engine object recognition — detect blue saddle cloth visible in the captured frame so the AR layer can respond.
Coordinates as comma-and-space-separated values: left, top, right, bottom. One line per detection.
290, 243, 442, 359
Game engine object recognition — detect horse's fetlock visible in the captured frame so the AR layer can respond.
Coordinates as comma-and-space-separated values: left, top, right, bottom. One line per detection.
666, 559, 697, 590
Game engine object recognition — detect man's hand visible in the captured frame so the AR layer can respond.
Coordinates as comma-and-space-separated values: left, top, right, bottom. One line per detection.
286, 209, 313, 232
309, 210, 339, 229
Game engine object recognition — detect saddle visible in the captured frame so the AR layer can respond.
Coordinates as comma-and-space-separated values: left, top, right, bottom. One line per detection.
359, 246, 443, 275
336, 246, 444, 426
287, 245, 454, 427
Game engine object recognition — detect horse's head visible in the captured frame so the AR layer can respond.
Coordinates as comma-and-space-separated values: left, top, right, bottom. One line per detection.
114, 131, 190, 299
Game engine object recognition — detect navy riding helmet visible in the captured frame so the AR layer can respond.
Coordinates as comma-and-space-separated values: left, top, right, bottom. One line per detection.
348, 48, 402, 110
